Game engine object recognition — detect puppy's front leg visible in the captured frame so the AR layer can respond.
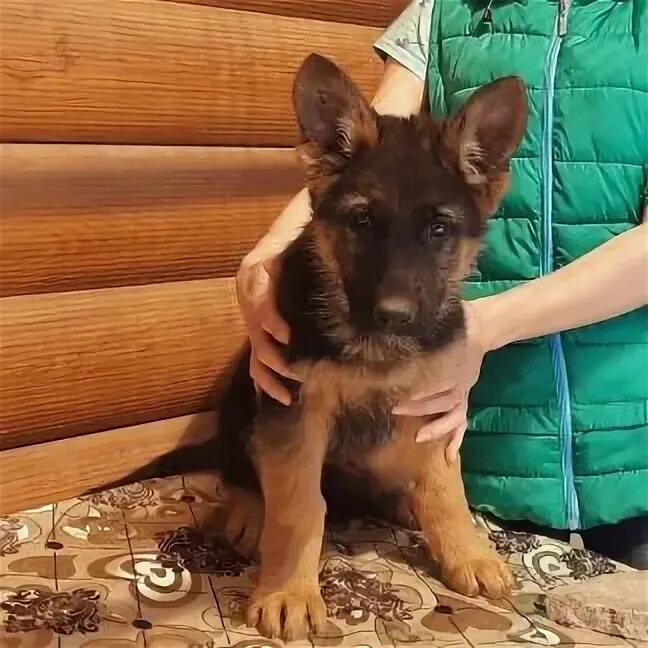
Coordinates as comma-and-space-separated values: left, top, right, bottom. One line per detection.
368, 429, 512, 599
412, 444, 512, 598
247, 409, 329, 641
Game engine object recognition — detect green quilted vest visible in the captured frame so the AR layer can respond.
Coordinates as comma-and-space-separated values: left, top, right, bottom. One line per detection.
427, 0, 648, 529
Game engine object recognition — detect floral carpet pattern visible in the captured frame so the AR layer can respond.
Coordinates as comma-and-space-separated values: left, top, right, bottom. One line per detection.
0, 471, 641, 647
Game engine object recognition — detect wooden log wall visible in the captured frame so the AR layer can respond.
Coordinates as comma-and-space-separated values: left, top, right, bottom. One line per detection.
0, 0, 405, 512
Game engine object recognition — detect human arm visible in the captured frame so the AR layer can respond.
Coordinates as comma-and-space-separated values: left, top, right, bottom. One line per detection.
477, 220, 648, 349
395, 218, 648, 461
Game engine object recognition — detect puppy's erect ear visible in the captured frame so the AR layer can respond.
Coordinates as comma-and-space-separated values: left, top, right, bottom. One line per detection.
293, 54, 378, 190
442, 76, 528, 217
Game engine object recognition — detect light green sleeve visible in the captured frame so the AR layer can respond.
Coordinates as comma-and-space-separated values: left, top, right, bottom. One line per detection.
374, 0, 433, 82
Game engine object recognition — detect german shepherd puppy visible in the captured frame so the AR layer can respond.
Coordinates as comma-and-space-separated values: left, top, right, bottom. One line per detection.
210, 54, 528, 641
107, 54, 528, 641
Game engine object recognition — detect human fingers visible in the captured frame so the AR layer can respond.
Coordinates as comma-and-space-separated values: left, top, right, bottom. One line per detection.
252, 329, 299, 381
445, 425, 467, 465
392, 390, 461, 417
260, 304, 290, 345
258, 257, 291, 344
249, 350, 292, 406
415, 402, 467, 443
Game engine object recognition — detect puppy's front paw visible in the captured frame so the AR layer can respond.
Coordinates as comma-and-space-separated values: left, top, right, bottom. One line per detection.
444, 555, 513, 599
247, 586, 328, 641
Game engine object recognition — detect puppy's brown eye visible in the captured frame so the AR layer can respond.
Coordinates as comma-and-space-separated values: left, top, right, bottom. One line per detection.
423, 221, 448, 241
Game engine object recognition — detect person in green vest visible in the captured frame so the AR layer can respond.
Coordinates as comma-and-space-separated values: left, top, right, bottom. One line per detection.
236, 0, 648, 568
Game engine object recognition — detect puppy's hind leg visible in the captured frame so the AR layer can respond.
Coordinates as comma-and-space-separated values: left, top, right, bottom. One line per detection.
223, 485, 264, 558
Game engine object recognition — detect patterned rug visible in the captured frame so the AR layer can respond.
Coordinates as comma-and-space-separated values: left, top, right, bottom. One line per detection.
0, 471, 641, 647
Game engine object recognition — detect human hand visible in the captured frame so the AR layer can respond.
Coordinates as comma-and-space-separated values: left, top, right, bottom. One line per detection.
392, 301, 488, 464
236, 249, 299, 405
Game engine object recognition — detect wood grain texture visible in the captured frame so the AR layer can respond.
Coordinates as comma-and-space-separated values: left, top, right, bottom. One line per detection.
163, 0, 407, 27
0, 278, 246, 450
1, 144, 302, 296
0, 0, 383, 145
0, 412, 215, 514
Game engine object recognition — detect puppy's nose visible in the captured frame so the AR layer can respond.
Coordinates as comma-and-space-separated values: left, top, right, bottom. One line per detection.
375, 297, 416, 327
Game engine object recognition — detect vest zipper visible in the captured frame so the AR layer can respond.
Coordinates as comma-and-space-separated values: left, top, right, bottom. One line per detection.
541, 0, 580, 530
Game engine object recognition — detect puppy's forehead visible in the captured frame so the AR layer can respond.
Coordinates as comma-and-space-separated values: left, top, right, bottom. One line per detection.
333, 114, 477, 216
345, 147, 466, 216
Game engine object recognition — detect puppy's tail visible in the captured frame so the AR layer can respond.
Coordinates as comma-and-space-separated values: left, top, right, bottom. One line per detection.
87, 436, 223, 493
89, 344, 258, 494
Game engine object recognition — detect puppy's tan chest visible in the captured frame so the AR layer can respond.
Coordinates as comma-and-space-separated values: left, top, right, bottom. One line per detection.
298, 360, 426, 466
299, 355, 429, 403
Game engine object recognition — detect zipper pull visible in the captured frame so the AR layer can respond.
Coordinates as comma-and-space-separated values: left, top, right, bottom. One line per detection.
482, 0, 495, 24
558, 0, 570, 35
